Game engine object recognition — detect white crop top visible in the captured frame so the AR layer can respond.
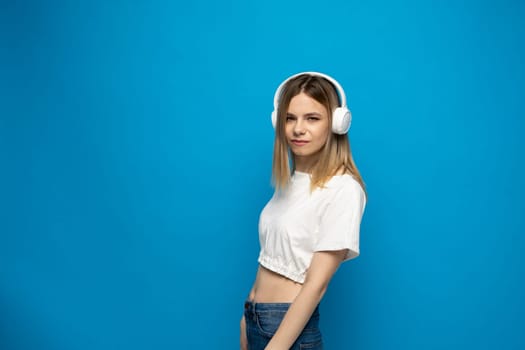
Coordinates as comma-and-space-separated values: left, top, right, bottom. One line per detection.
258, 171, 366, 284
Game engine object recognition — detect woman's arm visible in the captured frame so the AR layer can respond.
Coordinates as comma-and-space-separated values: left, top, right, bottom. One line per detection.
240, 315, 248, 350
241, 269, 260, 349
264, 249, 346, 350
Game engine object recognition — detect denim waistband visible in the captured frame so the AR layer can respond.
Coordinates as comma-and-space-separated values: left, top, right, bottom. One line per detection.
244, 300, 320, 316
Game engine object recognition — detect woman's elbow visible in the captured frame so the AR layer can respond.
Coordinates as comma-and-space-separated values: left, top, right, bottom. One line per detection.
303, 280, 329, 301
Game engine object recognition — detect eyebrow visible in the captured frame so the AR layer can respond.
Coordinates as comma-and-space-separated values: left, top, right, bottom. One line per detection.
286, 112, 323, 117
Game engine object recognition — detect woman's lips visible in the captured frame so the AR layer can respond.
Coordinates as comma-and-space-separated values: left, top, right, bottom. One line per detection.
291, 140, 309, 146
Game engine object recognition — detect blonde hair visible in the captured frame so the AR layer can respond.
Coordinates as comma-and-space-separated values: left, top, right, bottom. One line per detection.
272, 73, 366, 195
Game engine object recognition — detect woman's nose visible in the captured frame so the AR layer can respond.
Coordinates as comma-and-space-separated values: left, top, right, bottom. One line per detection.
293, 120, 306, 134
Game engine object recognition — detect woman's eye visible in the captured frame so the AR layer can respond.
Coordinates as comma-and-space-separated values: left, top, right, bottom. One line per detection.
308, 117, 320, 121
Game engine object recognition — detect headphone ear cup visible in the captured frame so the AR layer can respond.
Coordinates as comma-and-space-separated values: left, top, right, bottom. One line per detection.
271, 110, 277, 129
332, 107, 352, 134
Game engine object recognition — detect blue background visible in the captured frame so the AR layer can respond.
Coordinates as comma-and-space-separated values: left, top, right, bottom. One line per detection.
1, 0, 524, 349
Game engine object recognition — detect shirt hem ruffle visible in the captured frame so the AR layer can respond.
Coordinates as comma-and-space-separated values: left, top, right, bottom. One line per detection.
258, 255, 306, 284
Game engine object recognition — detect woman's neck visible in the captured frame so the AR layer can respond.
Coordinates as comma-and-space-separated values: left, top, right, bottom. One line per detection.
293, 155, 320, 174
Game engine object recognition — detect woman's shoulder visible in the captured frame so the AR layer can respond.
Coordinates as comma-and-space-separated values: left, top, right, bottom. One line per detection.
326, 172, 362, 190
321, 173, 366, 203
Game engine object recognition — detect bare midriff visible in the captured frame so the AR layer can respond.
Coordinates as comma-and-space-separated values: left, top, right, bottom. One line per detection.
250, 265, 303, 303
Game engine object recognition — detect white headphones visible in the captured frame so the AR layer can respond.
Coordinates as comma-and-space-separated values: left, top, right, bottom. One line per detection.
271, 71, 352, 135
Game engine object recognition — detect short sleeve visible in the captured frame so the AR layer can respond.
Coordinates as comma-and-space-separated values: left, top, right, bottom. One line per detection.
314, 179, 366, 261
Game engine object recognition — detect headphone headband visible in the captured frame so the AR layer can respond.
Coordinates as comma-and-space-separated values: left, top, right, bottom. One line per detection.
273, 71, 347, 111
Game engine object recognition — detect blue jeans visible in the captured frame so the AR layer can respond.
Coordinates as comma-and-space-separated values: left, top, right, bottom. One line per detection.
243, 300, 323, 350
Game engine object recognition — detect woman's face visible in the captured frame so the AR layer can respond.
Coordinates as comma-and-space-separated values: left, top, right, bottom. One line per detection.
285, 92, 331, 170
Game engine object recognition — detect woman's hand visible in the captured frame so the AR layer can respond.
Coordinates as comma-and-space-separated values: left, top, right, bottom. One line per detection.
240, 315, 248, 350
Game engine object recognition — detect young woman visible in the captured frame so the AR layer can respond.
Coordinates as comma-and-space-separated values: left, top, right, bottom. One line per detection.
240, 72, 367, 350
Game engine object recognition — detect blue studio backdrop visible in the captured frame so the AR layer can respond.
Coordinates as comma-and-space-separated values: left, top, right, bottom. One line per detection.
1, 0, 524, 349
